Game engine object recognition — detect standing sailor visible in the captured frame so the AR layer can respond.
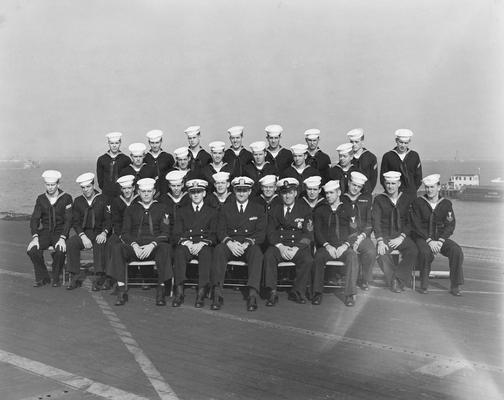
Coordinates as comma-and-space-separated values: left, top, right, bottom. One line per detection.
281, 144, 319, 183
144, 129, 175, 195
264, 124, 293, 175
185, 125, 211, 170
200, 141, 236, 192
27, 170, 73, 287
347, 128, 377, 195
304, 129, 331, 183
223, 126, 253, 176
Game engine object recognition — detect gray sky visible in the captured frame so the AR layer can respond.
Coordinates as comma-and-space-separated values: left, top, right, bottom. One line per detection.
0, 0, 502, 162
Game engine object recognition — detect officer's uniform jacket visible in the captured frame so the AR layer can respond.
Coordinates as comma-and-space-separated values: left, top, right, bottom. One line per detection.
223, 147, 253, 176
341, 192, 373, 241
217, 200, 267, 246
372, 192, 414, 242
111, 194, 138, 235
351, 149, 378, 194
173, 202, 218, 246
72, 191, 111, 238
380, 148, 422, 195
281, 164, 319, 183
96, 152, 131, 198
121, 200, 170, 246
266, 147, 293, 176
327, 164, 360, 194
313, 200, 352, 249
410, 195, 456, 243
30, 190, 73, 239
306, 149, 331, 183
266, 201, 313, 250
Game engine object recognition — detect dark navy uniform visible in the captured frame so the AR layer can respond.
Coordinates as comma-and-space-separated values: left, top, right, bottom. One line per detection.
253, 193, 282, 214
351, 149, 377, 194
96, 152, 130, 201
410, 195, 464, 290
199, 163, 237, 193
158, 192, 191, 235
243, 162, 278, 196
266, 147, 293, 176
144, 151, 175, 195
206, 191, 234, 211
306, 149, 331, 183
281, 164, 319, 183
27, 190, 73, 284
189, 148, 212, 171
119, 163, 158, 189
380, 149, 422, 195
223, 147, 253, 176
327, 164, 360, 194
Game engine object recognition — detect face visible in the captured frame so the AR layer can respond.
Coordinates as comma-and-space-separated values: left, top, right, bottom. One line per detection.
292, 153, 306, 167
425, 183, 440, 199
306, 186, 321, 201
234, 187, 251, 203
149, 139, 162, 152
280, 188, 297, 206
187, 133, 200, 149
253, 150, 266, 165
189, 189, 205, 204
81, 182, 95, 199
261, 183, 276, 198
131, 154, 145, 167
305, 137, 319, 151
177, 156, 190, 170
214, 180, 229, 195
230, 134, 242, 150
45, 182, 59, 196
385, 180, 401, 195
169, 182, 184, 197
338, 152, 352, 167
348, 181, 363, 196
121, 185, 134, 199
139, 188, 155, 203
396, 138, 410, 153
108, 139, 121, 154
325, 188, 341, 205
211, 149, 224, 164
267, 134, 280, 149
349, 137, 363, 153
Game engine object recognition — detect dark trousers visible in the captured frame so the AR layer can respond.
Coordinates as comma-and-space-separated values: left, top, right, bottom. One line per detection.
212, 243, 263, 291
109, 242, 172, 283
264, 246, 313, 292
377, 236, 418, 287
66, 231, 107, 274
26, 232, 66, 282
313, 247, 359, 296
415, 238, 464, 288
173, 244, 212, 287
357, 238, 377, 283
105, 234, 122, 276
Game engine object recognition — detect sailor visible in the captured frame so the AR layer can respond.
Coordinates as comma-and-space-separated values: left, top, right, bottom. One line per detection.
380, 129, 422, 196
327, 143, 360, 193
341, 171, 377, 290
109, 178, 172, 306
200, 141, 236, 192
312, 180, 359, 306
223, 126, 253, 176
158, 170, 191, 235
263, 178, 314, 306
243, 141, 277, 196
66, 173, 111, 291
185, 125, 211, 170
207, 171, 234, 210
144, 129, 175, 195
119, 143, 157, 189
27, 170, 73, 287
281, 144, 319, 184
264, 124, 293, 175
212, 176, 266, 311
347, 128, 377, 195
304, 129, 331, 183
172, 179, 218, 308
96, 132, 130, 202
372, 171, 418, 292
170, 146, 194, 175
253, 174, 281, 213
301, 175, 325, 210
410, 174, 464, 295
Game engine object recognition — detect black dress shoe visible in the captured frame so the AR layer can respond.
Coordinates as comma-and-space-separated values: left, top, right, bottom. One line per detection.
156, 285, 166, 306
171, 285, 184, 307
66, 276, 82, 290
247, 296, 258, 311
288, 290, 307, 304
115, 289, 128, 306
33, 277, 51, 287
450, 286, 462, 296
360, 281, 369, 291
390, 279, 401, 293
101, 278, 113, 291
195, 287, 206, 308
344, 295, 355, 307
210, 296, 223, 310
418, 287, 428, 294
311, 292, 323, 305
265, 293, 279, 307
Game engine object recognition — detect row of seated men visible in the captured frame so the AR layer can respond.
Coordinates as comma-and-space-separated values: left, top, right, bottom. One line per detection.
27, 165, 464, 312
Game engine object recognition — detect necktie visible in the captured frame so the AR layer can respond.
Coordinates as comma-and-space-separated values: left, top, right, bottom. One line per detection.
195, 205, 200, 212
240, 204, 244, 214
285, 206, 291, 218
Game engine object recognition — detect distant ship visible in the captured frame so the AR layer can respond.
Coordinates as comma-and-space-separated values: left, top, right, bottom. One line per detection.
441, 173, 504, 202
0, 159, 40, 169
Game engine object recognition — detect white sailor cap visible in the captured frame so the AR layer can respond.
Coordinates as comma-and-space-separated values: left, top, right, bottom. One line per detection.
231, 176, 254, 189
209, 141, 226, 152
347, 128, 364, 141
165, 170, 187, 184
116, 175, 135, 188
290, 144, 308, 155
336, 143, 354, 154
303, 175, 322, 188
249, 141, 267, 152
105, 132, 123, 141
323, 180, 340, 192
42, 170, 61, 184
277, 177, 299, 192
76, 172, 95, 187
146, 129, 163, 141
137, 178, 156, 191
128, 142, 147, 156
212, 171, 230, 183
259, 174, 277, 186
184, 126, 201, 136
395, 129, 413, 140
227, 126, 244, 136
304, 128, 320, 139
265, 124, 283, 137
383, 171, 402, 182
173, 146, 189, 159
350, 171, 368, 186
186, 179, 208, 191
422, 174, 441, 186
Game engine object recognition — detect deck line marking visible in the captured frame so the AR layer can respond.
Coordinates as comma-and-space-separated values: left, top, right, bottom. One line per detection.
415, 360, 473, 377
84, 282, 180, 400
0, 348, 150, 400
